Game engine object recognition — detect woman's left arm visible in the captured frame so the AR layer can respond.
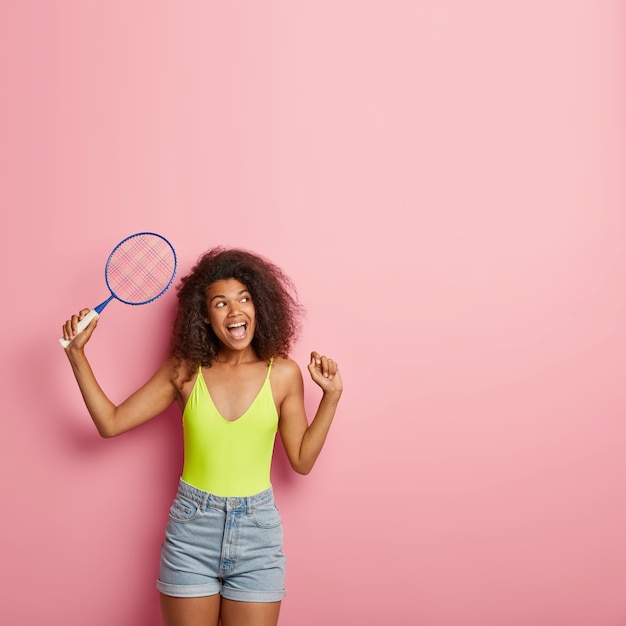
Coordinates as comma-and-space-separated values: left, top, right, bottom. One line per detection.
278, 352, 343, 475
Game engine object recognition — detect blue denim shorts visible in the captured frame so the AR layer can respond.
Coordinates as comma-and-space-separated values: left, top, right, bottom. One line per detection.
157, 479, 286, 602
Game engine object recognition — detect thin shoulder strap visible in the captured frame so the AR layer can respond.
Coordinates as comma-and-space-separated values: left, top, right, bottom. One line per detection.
266, 357, 274, 379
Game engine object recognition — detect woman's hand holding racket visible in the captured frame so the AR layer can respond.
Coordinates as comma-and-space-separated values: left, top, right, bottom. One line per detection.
61, 308, 99, 351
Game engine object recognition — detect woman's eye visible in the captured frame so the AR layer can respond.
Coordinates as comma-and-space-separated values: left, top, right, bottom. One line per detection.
241, 297, 249, 303
215, 301, 226, 308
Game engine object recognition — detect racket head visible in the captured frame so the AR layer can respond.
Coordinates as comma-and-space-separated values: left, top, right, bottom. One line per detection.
104, 232, 177, 306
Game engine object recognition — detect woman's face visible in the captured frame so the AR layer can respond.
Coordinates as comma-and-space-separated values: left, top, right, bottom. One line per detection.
204, 278, 256, 351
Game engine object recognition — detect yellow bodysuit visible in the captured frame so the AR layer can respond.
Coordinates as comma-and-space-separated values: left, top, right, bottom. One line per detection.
181, 359, 278, 497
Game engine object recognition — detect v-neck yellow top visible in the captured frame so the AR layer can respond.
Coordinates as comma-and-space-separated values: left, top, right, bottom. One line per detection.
181, 359, 278, 497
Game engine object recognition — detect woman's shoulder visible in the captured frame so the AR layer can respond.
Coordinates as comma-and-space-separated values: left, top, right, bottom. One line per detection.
269, 356, 303, 404
157, 356, 198, 389
270, 356, 303, 387
271, 355, 301, 374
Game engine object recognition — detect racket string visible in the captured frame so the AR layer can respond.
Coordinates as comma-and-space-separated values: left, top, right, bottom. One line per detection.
106, 235, 176, 304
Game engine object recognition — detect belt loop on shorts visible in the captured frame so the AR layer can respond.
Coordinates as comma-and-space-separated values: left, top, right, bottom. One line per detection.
245, 486, 272, 516
206, 492, 219, 513
246, 491, 261, 516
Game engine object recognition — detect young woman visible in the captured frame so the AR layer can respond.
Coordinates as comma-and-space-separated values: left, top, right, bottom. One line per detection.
61, 247, 343, 626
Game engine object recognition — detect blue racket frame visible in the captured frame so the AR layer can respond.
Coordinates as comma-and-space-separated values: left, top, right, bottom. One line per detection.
94, 231, 178, 312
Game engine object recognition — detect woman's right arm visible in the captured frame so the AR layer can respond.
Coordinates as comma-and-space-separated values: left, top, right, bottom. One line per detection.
63, 309, 179, 438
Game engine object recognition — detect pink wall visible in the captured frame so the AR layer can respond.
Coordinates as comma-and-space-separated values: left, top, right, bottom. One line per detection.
2, 2, 626, 624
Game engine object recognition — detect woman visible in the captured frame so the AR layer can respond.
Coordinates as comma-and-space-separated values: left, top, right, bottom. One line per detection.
62, 246, 342, 626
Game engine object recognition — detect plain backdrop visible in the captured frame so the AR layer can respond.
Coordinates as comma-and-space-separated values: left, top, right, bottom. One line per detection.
1, 2, 626, 625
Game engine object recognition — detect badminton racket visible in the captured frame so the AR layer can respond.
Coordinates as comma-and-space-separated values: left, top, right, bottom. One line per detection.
59, 232, 177, 347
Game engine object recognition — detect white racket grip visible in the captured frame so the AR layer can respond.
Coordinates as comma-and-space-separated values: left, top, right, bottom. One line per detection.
59, 309, 100, 348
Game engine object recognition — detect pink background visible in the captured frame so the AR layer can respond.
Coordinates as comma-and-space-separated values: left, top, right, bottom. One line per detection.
2, 2, 626, 624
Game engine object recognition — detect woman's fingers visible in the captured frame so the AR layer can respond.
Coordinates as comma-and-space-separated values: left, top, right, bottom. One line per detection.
309, 351, 338, 380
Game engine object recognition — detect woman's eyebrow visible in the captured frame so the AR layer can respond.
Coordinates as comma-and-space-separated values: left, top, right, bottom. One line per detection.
209, 289, 250, 302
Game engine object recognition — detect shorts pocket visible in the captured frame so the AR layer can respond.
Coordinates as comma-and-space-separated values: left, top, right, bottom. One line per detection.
252, 502, 282, 529
169, 495, 200, 523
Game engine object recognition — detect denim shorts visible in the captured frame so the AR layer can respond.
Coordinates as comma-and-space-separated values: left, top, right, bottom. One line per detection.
157, 479, 286, 602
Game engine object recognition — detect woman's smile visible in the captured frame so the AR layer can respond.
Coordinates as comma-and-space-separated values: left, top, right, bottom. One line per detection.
226, 321, 248, 340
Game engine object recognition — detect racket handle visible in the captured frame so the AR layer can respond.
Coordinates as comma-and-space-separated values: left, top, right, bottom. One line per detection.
59, 309, 100, 348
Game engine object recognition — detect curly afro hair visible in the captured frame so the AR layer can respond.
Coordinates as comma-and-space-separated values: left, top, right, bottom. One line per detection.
169, 247, 303, 376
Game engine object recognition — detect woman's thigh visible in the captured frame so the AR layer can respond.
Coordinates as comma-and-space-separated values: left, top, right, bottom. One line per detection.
160, 593, 221, 626
220, 598, 281, 626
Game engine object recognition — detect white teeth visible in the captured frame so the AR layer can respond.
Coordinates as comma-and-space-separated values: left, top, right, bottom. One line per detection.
227, 322, 246, 328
